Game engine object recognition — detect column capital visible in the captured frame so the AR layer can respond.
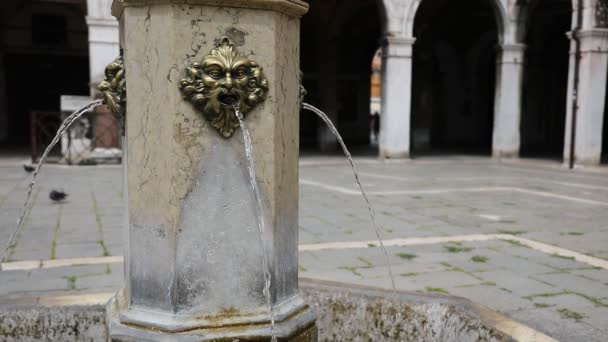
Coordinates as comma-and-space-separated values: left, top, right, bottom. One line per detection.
112, 0, 309, 19
382, 36, 416, 58
570, 28, 608, 53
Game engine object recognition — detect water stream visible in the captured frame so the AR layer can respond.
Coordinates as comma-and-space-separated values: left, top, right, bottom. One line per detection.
233, 105, 277, 341
1, 100, 103, 265
302, 102, 397, 292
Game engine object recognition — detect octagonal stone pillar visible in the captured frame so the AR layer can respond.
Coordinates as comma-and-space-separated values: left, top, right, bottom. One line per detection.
106, 0, 316, 340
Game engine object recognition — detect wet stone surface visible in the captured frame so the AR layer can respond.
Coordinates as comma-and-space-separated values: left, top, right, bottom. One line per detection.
1, 157, 608, 341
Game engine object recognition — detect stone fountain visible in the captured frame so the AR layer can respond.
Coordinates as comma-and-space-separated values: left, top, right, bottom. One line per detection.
0, 1, 559, 341
104, 0, 315, 340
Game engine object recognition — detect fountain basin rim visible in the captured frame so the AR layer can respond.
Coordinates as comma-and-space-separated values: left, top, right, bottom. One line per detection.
0, 278, 557, 341
111, 0, 309, 19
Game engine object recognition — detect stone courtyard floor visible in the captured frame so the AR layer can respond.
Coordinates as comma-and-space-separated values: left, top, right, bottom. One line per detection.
1, 155, 607, 341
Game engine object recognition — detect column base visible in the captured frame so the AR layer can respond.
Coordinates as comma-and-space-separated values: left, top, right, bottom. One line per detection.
107, 291, 317, 341
492, 149, 519, 159
379, 149, 410, 159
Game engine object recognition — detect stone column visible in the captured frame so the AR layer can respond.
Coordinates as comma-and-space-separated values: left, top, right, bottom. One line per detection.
106, 1, 316, 340
380, 36, 415, 159
492, 43, 525, 158
86, 0, 119, 96
564, 29, 608, 166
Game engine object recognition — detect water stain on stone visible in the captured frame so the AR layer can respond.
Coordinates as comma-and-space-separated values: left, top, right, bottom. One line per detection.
224, 27, 247, 46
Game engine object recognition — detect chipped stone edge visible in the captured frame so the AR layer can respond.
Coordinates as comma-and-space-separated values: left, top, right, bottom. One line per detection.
111, 0, 309, 19
299, 278, 558, 342
0, 279, 556, 342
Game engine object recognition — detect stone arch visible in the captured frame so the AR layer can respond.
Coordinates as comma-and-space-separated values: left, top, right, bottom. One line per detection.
300, 0, 385, 151
518, 0, 573, 158
513, 0, 567, 44
408, 0, 502, 155
404, 0, 508, 43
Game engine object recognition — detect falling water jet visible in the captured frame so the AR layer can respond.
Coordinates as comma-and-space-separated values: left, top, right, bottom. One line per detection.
1, 100, 103, 265
233, 104, 277, 342
302, 102, 397, 293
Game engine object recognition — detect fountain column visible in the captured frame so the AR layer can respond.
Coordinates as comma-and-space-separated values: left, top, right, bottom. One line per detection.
106, 0, 316, 340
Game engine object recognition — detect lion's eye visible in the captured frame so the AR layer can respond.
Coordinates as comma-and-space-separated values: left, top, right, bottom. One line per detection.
235, 68, 248, 79
207, 70, 221, 79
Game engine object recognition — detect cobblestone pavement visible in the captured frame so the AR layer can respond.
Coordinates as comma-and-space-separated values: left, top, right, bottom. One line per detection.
1, 156, 608, 341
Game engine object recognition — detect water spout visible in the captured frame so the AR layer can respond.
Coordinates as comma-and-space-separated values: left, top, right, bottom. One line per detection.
1, 100, 103, 265
233, 105, 277, 341
302, 102, 397, 292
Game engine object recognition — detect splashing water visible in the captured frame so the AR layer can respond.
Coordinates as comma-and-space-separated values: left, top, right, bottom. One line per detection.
1, 100, 103, 265
233, 105, 277, 342
302, 102, 397, 292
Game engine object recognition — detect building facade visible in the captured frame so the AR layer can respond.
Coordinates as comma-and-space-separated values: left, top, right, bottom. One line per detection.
0, 0, 607, 166
378, 0, 608, 166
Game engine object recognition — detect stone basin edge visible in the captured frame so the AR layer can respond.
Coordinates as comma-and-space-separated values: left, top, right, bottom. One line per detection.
0, 278, 556, 341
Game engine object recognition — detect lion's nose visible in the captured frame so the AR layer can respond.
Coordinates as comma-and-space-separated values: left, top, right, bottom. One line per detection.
224, 74, 233, 89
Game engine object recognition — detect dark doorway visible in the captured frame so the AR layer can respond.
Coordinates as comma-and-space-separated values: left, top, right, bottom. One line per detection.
4, 54, 89, 146
300, 0, 382, 152
0, 0, 89, 150
411, 0, 498, 155
520, 0, 571, 159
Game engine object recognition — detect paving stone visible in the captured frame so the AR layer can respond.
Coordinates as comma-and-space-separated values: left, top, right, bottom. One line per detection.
449, 285, 534, 313
508, 307, 607, 342
532, 272, 608, 300
2, 157, 608, 342
55, 243, 104, 259
475, 269, 557, 297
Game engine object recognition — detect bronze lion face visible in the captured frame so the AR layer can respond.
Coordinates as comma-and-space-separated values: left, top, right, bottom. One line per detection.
179, 38, 268, 138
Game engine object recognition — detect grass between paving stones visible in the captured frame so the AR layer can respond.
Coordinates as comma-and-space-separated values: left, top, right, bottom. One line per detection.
444, 245, 474, 253
395, 252, 417, 260
311, 215, 337, 228
497, 229, 527, 235
534, 303, 553, 308
338, 257, 373, 277
524, 290, 608, 308
439, 261, 485, 281
368, 243, 377, 248
91, 191, 110, 257
298, 265, 307, 272
63, 275, 78, 290
550, 253, 576, 261
454, 281, 497, 289
425, 286, 448, 294
400, 272, 420, 277
557, 308, 586, 321
62, 272, 110, 290
50, 206, 63, 260
500, 239, 530, 248
471, 255, 489, 263
560, 232, 584, 236
343, 230, 353, 235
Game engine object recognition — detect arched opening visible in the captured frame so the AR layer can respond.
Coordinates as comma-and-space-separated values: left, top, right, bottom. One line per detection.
0, 0, 89, 152
520, 0, 571, 159
300, 0, 383, 154
411, 0, 498, 156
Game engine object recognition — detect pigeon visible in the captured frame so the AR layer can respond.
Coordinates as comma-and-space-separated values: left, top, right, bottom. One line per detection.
23, 165, 35, 173
49, 190, 68, 202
